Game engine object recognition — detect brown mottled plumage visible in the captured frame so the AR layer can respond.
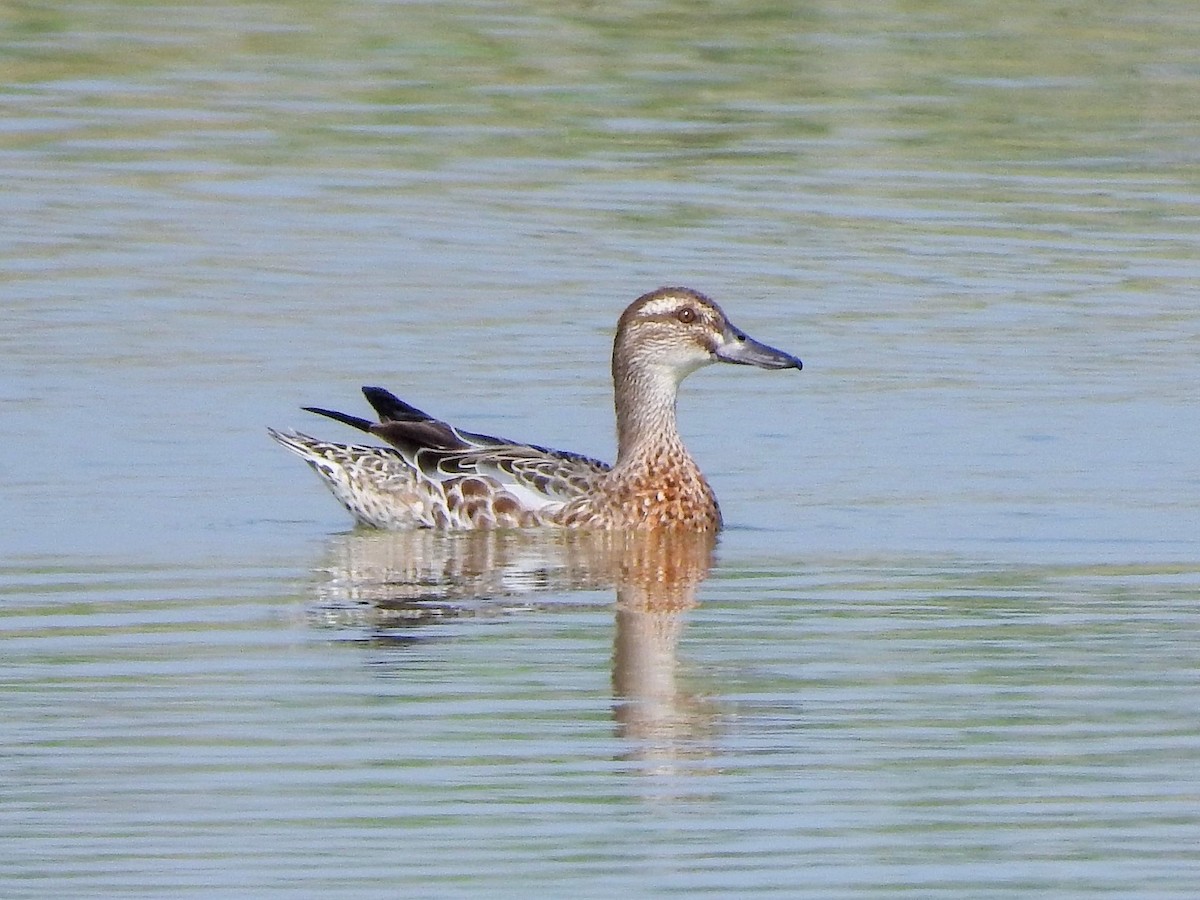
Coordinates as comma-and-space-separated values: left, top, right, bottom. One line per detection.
270, 287, 801, 531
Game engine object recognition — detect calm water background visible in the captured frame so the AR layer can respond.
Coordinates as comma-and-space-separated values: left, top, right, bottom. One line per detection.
3, 1, 1199, 896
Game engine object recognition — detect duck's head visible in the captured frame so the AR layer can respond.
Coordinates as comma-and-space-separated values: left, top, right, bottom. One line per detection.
613, 287, 802, 386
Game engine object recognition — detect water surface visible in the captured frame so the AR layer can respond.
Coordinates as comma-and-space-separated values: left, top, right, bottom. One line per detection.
3, 1, 1199, 896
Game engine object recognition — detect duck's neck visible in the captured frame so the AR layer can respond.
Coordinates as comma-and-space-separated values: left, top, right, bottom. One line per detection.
612, 358, 690, 469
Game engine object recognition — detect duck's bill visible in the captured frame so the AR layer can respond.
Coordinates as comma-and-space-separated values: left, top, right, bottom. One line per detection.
715, 322, 803, 370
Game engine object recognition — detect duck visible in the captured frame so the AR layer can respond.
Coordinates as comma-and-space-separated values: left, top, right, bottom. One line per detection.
269, 286, 801, 531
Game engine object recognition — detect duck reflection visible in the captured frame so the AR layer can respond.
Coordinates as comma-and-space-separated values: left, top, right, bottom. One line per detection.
305, 528, 720, 768
609, 531, 723, 775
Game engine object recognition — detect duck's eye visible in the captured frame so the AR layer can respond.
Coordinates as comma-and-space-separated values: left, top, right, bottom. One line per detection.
676, 307, 697, 324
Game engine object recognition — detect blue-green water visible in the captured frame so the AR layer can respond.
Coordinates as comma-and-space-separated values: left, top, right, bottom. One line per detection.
3, 2, 1198, 896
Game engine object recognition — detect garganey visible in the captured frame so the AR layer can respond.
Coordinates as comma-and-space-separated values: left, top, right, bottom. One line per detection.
269, 287, 801, 530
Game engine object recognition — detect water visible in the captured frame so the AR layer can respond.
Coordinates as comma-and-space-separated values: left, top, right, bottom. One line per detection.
3, 1, 1199, 896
